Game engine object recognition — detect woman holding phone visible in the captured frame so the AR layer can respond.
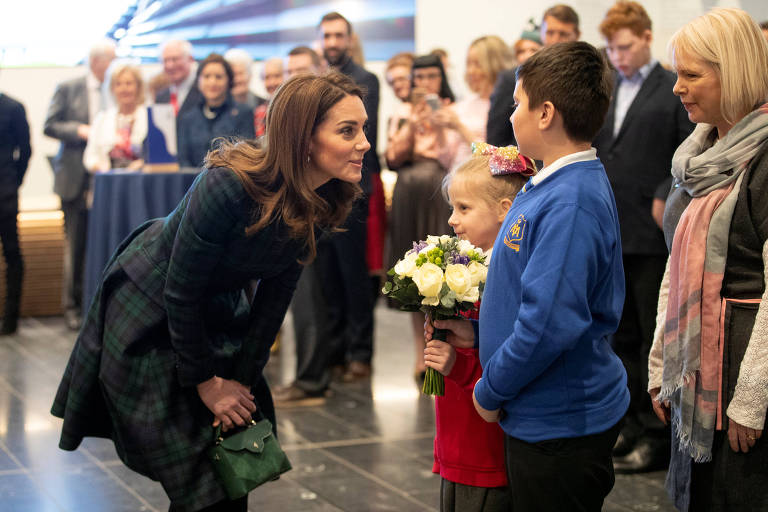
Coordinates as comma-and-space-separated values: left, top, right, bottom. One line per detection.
385, 53, 458, 383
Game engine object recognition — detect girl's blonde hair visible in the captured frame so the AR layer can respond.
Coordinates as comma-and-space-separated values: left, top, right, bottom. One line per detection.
669, 7, 768, 125
442, 154, 527, 206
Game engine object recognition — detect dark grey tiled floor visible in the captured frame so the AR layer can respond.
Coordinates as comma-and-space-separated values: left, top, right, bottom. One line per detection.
0, 305, 675, 511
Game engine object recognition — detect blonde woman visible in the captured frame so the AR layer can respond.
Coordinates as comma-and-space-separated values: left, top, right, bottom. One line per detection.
83, 62, 147, 172
647, 8, 768, 511
431, 36, 515, 165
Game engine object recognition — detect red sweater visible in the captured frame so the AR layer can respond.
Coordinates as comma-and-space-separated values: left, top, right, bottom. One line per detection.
432, 347, 507, 487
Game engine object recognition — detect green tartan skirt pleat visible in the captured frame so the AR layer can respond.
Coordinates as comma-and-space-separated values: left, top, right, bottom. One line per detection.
53, 261, 228, 511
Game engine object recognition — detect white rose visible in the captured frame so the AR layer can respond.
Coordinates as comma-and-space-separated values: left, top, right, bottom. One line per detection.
444, 264, 472, 297
467, 260, 488, 286
463, 286, 480, 303
412, 262, 444, 303
394, 252, 418, 277
426, 235, 441, 245
421, 295, 440, 306
457, 239, 474, 255
439, 234, 452, 245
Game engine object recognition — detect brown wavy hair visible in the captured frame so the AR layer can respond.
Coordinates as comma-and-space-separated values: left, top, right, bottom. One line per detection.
205, 71, 363, 261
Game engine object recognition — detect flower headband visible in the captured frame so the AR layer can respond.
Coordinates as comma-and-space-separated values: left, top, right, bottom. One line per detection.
471, 142, 536, 177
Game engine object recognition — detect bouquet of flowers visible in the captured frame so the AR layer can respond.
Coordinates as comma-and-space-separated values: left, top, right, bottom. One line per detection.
382, 235, 489, 395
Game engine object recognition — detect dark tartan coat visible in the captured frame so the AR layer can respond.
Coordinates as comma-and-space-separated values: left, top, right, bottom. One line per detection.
51, 167, 304, 511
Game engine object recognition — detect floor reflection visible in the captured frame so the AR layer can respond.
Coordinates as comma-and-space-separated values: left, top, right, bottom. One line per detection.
0, 305, 675, 511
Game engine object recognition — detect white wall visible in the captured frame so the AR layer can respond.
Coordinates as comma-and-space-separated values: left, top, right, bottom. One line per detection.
4, 0, 767, 210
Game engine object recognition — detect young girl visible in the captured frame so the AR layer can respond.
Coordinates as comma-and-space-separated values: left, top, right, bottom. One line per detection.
424, 143, 534, 511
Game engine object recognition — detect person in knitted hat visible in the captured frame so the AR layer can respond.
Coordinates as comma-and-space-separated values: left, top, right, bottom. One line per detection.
513, 18, 543, 65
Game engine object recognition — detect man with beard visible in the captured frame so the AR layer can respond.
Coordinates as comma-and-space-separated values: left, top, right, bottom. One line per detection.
317, 12, 382, 383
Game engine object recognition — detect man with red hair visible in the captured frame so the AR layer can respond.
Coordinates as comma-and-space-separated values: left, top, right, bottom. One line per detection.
593, 1, 694, 473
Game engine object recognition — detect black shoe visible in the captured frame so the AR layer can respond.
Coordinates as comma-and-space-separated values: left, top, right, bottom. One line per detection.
613, 431, 636, 457
613, 438, 669, 474
0, 323, 17, 336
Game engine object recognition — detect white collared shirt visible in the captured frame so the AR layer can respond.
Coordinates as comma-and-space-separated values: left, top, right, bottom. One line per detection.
86, 72, 103, 124
172, 67, 197, 109
613, 59, 656, 137
531, 148, 598, 186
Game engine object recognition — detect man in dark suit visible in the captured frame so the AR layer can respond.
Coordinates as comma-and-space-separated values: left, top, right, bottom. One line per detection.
486, 4, 580, 147
44, 40, 115, 330
273, 12, 380, 405
317, 11, 381, 382
154, 39, 202, 118
593, 1, 694, 473
0, 89, 31, 335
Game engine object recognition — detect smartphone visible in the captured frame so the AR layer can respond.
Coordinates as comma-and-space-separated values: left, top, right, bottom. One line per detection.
425, 93, 441, 111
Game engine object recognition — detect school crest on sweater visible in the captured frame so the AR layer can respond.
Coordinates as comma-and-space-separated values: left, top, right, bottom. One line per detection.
504, 214, 526, 252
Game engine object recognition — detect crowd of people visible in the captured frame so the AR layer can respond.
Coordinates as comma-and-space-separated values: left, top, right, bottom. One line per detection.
1, 2, 768, 511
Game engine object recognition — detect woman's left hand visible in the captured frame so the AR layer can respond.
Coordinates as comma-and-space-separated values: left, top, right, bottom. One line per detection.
728, 417, 763, 453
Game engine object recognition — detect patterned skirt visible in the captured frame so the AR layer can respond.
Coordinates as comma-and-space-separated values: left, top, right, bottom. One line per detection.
51, 224, 274, 512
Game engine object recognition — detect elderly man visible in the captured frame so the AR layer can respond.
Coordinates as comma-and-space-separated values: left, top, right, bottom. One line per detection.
154, 40, 202, 117
486, 4, 580, 146
44, 40, 115, 330
261, 57, 284, 98
224, 48, 266, 109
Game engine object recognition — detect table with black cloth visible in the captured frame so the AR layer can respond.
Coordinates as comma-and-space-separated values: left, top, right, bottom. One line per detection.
83, 170, 198, 309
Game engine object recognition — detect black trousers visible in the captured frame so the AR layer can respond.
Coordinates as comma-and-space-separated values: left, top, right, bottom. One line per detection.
290, 199, 375, 391
0, 212, 23, 328
612, 254, 667, 439
291, 260, 333, 393
505, 421, 621, 512
61, 191, 88, 313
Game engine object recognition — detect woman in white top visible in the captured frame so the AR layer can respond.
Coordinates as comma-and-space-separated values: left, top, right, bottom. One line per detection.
84, 62, 147, 172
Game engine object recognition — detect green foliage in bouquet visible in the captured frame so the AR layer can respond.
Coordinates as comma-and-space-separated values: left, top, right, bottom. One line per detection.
382, 235, 489, 395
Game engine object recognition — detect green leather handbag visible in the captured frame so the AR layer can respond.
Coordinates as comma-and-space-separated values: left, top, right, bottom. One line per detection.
207, 418, 292, 499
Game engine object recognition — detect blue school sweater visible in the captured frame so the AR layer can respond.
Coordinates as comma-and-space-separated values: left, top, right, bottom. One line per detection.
475, 158, 629, 442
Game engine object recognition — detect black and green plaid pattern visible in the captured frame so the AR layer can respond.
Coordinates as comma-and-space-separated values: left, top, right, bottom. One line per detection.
52, 167, 303, 511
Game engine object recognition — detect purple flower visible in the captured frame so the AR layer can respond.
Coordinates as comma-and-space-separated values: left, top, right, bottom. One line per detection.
408, 240, 428, 255
451, 253, 470, 265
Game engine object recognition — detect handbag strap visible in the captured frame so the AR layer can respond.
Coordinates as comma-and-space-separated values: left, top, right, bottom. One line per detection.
212, 418, 259, 445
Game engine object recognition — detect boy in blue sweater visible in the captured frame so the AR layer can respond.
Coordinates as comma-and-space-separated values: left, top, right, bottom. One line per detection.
472, 42, 630, 510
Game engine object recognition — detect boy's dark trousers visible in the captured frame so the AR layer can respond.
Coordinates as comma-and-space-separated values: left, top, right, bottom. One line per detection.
504, 420, 622, 512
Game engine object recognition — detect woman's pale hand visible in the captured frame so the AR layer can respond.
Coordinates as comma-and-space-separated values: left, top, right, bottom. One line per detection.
430, 108, 458, 130
424, 339, 456, 376
196, 376, 257, 432
424, 316, 475, 348
649, 387, 670, 425
127, 159, 144, 171
472, 383, 500, 422
728, 417, 763, 453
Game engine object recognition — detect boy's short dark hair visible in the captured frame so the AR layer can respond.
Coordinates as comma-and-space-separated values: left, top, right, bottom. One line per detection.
516, 41, 612, 143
